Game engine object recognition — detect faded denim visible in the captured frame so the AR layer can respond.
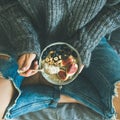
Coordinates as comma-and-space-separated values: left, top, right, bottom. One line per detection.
0, 38, 120, 120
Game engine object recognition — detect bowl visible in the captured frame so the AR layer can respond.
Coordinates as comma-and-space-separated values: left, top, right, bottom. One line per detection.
39, 42, 82, 85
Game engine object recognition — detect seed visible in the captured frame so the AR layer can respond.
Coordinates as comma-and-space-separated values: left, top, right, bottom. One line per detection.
49, 61, 54, 65
54, 62, 58, 66
49, 51, 54, 54
58, 55, 62, 60
49, 57, 53, 61
57, 60, 62, 64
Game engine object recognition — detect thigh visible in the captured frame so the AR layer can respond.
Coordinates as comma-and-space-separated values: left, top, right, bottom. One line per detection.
0, 76, 16, 119
0, 50, 59, 119
80, 37, 120, 118
0, 53, 17, 118
0, 52, 24, 119
7, 84, 60, 119
61, 37, 120, 119
82, 37, 120, 97
61, 68, 104, 117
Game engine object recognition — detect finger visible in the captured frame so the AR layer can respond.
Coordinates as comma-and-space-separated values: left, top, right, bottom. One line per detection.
22, 54, 36, 71
19, 69, 33, 77
19, 61, 39, 77
25, 61, 39, 76
18, 55, 26, 70
32, 61, 39, 70
18, 60, 39, 77
20, 69, 38, 77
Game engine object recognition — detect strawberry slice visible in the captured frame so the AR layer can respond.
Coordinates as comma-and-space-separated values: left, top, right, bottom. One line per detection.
58, 70, 67, 81
66, 63, 78, 76
61, 56, 74, 66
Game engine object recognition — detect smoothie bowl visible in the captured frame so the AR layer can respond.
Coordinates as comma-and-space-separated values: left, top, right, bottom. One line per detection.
39, 42, 82, 85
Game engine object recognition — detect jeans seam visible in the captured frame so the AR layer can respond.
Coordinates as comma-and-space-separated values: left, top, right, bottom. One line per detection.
9, 100, 51, 115
95, 68, 113, 110
63, 89, 104, 109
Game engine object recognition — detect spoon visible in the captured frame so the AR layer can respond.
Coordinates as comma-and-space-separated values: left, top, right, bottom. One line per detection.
17, 69, 44, 74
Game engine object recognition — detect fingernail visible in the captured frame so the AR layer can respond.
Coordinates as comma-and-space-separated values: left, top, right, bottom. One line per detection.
34, 61, 38, 65
21, 67, 27, 71
17, 69, 24, 74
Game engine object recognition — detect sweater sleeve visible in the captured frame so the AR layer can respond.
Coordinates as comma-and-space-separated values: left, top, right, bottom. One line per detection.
71, 2, 120, 67
0, 2, 41, 59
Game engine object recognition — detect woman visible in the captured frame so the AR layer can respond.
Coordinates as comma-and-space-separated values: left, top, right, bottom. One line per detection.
0, 0, 120, 119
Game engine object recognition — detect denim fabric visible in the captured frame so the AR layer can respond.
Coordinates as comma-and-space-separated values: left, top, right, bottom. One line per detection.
61, 38, 120, 119
0, 46, 60, 119
6, 85, 60, 119
0, 38, 120, 119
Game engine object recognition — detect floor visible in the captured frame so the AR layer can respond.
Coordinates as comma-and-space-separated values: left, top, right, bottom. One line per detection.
113, 82, 120, 120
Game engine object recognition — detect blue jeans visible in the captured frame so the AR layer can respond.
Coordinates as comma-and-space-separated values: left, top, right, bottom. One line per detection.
0, 38, 120, 119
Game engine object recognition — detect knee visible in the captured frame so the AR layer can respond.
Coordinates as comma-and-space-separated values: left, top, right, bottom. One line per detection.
0, 54, 10, 60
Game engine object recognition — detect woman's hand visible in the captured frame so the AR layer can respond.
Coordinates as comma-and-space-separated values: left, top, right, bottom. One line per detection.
79, 64, 84, 73
17, 53, 39, 77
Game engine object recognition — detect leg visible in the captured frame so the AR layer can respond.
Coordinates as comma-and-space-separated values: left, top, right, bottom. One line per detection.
0, 53, 56, 119
82, 37, 120, 119
22, 71, 79, 103
0, 55, 16, 119
4, 37, 119, 119
61, 37, 120, 119
0, 53, 24, 119
22, 72, 79, 103
5, 71, 78, 119
0, 76, 16, 119
82, 37, 120, 104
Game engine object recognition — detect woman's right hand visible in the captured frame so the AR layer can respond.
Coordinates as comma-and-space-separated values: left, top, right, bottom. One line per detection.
17, 53, 39, 77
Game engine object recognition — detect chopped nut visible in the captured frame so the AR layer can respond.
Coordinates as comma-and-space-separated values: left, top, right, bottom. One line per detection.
49, 57, 53, 61
49, 51, 55, 54
55, 60, 62, 66
54, 57, 58, 61
49, 61, 54, 65
45, 57, 50, 62
58, 55, 62, 59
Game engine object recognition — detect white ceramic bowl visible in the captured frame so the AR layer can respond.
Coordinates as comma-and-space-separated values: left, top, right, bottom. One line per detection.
39, 42, 82, 85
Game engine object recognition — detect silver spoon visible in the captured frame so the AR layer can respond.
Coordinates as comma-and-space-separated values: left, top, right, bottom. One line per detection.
17, 69, 44, 74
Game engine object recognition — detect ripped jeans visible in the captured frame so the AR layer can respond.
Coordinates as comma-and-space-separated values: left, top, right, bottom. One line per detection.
0, 38, 120, 120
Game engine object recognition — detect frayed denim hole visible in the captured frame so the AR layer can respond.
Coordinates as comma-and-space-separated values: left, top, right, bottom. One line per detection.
0, 53, 11, 61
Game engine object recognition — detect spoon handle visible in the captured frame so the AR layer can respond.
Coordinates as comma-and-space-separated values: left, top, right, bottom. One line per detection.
17, 69, 44, 73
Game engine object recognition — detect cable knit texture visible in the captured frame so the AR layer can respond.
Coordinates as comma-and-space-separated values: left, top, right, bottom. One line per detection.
0, 0, 120, 66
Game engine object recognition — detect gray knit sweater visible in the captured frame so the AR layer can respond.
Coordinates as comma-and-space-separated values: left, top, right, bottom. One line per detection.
0, 0, 120, 67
